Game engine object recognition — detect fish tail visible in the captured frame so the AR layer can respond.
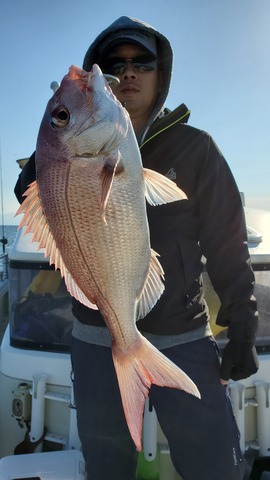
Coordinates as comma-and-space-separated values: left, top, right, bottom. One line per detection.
112, 335, 200, 451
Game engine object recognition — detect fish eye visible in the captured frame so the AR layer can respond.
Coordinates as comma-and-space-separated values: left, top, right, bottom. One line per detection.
51, 107, 70, 127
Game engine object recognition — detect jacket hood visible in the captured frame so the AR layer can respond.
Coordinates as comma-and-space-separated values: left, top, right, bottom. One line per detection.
82, 16, 173, 137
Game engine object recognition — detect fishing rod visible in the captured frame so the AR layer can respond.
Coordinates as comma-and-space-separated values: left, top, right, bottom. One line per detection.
0, 135, 8, 254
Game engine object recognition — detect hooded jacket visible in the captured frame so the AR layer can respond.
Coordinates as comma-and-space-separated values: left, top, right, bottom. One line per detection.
14, 17, 258, 346
82, 15, 173, 138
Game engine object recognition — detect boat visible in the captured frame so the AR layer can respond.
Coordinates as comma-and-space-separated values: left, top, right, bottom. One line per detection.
0, 199, 269, 480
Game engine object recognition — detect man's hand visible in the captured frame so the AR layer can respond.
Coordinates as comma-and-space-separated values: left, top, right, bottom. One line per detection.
220, 340, 259, 382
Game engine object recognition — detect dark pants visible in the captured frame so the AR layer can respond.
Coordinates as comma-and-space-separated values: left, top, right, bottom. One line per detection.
71, 336, 249, 480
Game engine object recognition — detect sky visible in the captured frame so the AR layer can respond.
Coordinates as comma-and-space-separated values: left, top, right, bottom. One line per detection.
0, 0, 269, 225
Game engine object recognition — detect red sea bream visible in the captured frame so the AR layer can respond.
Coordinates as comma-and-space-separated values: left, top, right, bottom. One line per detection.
17, 64, 200, 450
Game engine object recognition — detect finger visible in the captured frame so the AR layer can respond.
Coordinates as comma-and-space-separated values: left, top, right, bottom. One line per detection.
220, 378, 228, 385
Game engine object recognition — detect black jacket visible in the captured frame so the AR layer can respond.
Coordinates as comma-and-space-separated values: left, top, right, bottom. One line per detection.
138, 105, 258, 343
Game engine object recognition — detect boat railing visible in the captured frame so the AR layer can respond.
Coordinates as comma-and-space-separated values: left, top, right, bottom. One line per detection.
0, 252, 8, 281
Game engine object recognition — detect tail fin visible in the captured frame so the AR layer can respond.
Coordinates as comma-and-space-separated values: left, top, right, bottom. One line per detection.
112, 334, 200, 451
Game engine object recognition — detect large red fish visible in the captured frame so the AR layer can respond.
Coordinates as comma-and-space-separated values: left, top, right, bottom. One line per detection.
17, 65, 200, 450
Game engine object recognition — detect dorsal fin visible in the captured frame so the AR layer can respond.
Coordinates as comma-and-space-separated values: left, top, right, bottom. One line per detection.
16, 181, 98, 310
136, 249, 164, 320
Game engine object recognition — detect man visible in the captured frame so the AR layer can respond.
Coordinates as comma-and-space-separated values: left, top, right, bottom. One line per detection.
15, 16, 258, 480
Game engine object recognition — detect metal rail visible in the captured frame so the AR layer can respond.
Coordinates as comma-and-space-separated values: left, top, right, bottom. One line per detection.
0, 252, 8, 281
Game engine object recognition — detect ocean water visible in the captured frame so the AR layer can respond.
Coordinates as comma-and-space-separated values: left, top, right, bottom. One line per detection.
0, 225, 18, 254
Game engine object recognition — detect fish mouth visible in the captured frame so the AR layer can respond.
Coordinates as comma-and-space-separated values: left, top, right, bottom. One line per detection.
66, 65, 96, 93
68, 65, 89, 83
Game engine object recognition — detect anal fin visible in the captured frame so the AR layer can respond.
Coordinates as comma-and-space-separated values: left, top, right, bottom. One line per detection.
136, 249, 164, 320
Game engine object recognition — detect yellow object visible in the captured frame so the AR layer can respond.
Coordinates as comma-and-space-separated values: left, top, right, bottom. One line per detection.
21, 270, 62, 302
203, 273, 227, 337
136, 449, 160, 480
210, 319, 227, 337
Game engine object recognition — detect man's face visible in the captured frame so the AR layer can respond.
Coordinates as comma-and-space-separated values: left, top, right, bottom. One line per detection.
101, 44, 161, 123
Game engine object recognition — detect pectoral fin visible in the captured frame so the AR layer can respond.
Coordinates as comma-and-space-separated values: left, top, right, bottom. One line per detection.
143, 168, 187, 206
100, 150, 122, 222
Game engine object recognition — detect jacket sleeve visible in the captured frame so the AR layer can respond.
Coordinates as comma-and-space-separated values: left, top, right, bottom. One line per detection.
197, 135, 258, 345
14, 152, 36, 204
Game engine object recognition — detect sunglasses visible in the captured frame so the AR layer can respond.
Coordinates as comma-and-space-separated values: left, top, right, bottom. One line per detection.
100, 55, 158, 76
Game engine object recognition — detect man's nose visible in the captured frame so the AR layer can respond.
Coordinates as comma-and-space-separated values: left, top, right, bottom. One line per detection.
122, 61, 137, 79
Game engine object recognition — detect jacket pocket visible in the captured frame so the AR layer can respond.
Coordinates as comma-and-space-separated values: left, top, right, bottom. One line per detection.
177, 234, 204, 308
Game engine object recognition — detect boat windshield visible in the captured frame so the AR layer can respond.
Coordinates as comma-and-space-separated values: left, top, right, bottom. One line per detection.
9, 264, 73, 352
6, 218, 270, 354
8, 263, 270, 354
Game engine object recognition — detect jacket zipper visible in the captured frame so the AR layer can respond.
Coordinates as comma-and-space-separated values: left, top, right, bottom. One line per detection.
140, 110, 191, 150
